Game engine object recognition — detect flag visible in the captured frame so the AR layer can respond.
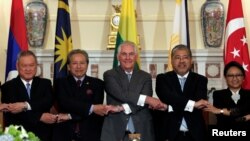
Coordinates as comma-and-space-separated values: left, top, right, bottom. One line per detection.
224, 0, 250, 89
5, 0, 28, 81
113, 0, 140, 69
167, 0, 190, 71
54, 0, 73, 79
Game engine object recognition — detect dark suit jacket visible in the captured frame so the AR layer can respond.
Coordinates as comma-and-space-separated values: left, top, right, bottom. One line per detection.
1, 76, 53, 141
213, 88, 250, 131
101, 66, 155, 141
53, 75, 104, 141
156, 71, 208, 141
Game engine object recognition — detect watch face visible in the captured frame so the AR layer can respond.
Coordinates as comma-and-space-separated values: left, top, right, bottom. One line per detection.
112, 15, 120, 27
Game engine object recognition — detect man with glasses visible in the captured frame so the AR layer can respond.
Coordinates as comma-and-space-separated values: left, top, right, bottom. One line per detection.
156, 44, 209, 141
53, 49, 107, 141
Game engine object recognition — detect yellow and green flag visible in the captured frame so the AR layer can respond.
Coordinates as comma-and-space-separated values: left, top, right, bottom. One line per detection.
113, 0, 140, 69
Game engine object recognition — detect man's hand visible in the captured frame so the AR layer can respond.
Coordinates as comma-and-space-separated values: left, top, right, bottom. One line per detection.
56, 113, 71, 123
7, 102, 27, 114
194, 99, 209, 109
93, 104, 109, 116
106, 105, 124, 113
0, 103, 9, 112
40, 113, 58, 124
243, 114, 250, 121
146, 97, 167, 110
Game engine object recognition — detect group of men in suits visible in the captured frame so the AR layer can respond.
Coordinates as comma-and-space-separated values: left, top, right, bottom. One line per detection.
2, 41, 249, 141
0, 42, 209, 141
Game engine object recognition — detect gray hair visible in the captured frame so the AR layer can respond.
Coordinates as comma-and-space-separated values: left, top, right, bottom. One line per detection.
117, 41, 138, 54
17, 50, 37, 64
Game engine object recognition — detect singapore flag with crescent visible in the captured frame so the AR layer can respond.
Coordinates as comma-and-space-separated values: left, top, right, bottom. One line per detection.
224, 0, 250, 89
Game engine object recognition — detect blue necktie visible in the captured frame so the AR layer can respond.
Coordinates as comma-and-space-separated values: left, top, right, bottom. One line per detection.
26, 83, 31, 98
179, 77, 188, 131
126, 73, 135, 133
127, 73, 132, 82
77, 80, 82, 87
180, 77, 186, 91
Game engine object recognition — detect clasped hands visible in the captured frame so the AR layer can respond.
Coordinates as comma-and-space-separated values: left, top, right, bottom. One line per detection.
145, 97, 168, 111
93, 98, 169, 117
0, 102, 27, 114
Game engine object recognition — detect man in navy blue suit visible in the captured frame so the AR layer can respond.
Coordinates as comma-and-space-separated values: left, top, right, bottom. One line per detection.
156, 45, 209, 141
1, 50, 57, 141
53, 49, 107, 141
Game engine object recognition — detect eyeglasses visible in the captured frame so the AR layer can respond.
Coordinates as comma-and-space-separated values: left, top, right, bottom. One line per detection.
173, 55, 190, 61
120, 52, 136, 58
226, 74, 244, 78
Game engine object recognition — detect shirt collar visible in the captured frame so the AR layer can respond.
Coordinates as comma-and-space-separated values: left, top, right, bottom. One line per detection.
125, 71, 133, 75
74, 76, 85, 82
21, 78, 33, 86
177, 72, 189, 79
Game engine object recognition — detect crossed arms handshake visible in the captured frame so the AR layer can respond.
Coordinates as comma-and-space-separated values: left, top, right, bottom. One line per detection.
93, 96, 168, 116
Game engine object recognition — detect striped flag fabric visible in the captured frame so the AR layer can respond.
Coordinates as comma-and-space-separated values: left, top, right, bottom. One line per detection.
113, 0, 140, 69
5, 0, 28, 81
54, 0, 73, 79
224, 0, 250, 89
167, 0, 190, 71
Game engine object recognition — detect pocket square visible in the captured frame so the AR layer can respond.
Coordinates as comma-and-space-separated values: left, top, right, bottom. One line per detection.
86, 89, 93, 95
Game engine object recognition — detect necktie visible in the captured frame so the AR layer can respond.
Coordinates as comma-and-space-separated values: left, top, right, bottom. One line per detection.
179, 77, 186, 91
76, 80, 82, 87
179, 77, 188, 131
75, 80, 82, 134
127, 117, 135, 133
126, 73, 135, 133
26, 83, 31, 98
127, 73, 132, 82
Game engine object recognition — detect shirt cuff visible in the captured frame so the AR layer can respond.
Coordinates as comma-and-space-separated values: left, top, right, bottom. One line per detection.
89, 105, 94, 115
122, 104, 132, 114
168, 105, 173, 112
184, 100, 195, 112
25, 102, 31, 110
137, 95, 147, 106
68, 114, 72, 119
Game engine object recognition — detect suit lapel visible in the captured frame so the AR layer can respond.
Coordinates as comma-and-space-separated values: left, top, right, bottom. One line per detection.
170, 72, 183, 94
16, 76, 30, 100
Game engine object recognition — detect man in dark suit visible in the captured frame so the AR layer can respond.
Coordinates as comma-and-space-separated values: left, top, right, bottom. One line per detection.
53, 49, 106, 141
101, 41, 166, 141
1, 50, 57, 141
156, 44, 209, 141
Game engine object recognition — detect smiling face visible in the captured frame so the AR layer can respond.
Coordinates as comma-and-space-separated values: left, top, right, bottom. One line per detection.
117, 42, 138, 72
225, 66, 244, 91
68, 53, 88, 79
171, 48, 192, 76
16, 54, 37, 81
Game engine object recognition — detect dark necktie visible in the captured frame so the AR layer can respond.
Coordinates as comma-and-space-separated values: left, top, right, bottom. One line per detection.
26, 83, 31, 98
74, 80, 82, 138
77, 80, 82, 87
